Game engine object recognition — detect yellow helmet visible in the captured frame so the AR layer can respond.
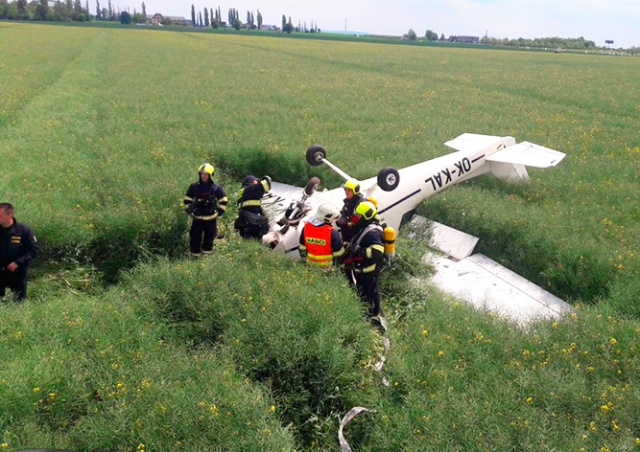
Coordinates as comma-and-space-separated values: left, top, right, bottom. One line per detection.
342, 178, 361, 195
355, 201, 377, 221
198, 163, 215, 177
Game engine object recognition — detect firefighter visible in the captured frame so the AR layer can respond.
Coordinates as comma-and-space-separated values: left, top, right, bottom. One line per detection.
234, 175, 271, 239
0, 202, 38, 301
298, 204, 345, 268
336, 178, 364, 244
184, 163, 228, 257
345, 200, 385, 319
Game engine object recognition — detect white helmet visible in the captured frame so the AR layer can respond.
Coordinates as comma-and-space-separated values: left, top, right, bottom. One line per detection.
315, 204, 339, 223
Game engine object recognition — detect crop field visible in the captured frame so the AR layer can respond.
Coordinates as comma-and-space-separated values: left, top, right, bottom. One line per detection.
1, 22, 640, 451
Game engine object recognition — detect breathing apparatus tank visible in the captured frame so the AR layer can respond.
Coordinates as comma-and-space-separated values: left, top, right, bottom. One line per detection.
383, 226, 396, 262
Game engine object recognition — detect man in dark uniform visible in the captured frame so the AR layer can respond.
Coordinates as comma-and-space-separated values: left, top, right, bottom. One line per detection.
345, 201, 385, 320
234, 175, 271, 239
336, 178, 364, 244
0, 203, 39, 301
184, 163, 228, 257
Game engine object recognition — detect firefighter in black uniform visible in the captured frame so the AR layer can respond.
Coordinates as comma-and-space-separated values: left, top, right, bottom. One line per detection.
0, 203, 39, 301
345, 200, 385, 320
234, 175, 271, 239
336, 178, 365, 244
184, 163, 228, 257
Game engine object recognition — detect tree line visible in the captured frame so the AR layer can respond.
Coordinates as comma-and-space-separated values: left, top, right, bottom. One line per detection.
413, 28, 639, 54
0, 0, 320, 32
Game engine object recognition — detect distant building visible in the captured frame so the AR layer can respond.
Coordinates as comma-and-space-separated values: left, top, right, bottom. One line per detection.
147, 13, 163, 25
260, 24, 278, 31
166, 16, 192, 26
143, 13, 193, 26
448, 35, 480, 44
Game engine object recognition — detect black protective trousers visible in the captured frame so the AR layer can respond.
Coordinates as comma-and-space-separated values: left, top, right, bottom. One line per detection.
190, 219, 217, 254
0, 267, 28, 301
354, 269, 382, 317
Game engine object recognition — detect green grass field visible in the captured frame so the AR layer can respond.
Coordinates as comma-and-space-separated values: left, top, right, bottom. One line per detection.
2, 22, 640, 451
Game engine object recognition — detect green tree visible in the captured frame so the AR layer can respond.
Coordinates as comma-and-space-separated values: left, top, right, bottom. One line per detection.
283, 17, 293, 33
204, 7, 209, 26
407, 29, 417, 41
120, 10, 130, 23
281, 14, 285, 31
5, 1, 20, 19
141, 1, 145, 16
190, 4, 195, 26
425, 29, 438, 41
34, 0, 49, 20
257, 10, 262, 30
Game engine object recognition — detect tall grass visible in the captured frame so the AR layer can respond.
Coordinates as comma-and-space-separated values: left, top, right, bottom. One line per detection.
2, 22, 640, 450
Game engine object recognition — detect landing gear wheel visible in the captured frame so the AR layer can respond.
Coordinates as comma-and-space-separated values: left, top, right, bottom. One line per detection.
377, 167, 400, 191
304, 177, 321, 196
306, 145, 327, 166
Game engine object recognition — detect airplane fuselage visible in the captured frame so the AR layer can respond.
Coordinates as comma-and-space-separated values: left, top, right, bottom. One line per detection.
262, 134, 564, 259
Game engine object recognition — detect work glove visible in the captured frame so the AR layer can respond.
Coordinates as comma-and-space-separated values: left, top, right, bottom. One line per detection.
261, 175, 272, 190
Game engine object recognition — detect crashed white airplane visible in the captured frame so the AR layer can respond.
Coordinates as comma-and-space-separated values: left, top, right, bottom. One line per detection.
260, 133, 573, 324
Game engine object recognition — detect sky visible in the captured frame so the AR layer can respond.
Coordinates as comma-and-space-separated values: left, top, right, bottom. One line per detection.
118, 0, 640, 49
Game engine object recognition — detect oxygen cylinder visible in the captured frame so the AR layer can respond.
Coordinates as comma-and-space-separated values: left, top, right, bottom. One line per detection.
383, 226, 396, 261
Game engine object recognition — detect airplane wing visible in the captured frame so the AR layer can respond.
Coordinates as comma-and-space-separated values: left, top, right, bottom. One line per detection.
486, 141, 566, 168
409, 216, 573, 326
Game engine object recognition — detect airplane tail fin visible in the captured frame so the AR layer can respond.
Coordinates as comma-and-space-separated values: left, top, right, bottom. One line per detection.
487, 141, 566, 183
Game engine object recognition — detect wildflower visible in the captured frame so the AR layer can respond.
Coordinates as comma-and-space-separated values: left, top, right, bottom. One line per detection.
269, 405, 276, 413
422, 329, 428, 337
437, 350, 445, 357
